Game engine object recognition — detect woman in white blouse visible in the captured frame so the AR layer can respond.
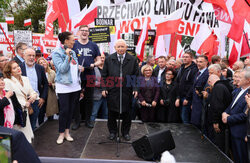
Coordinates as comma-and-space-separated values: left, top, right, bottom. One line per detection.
3, 60, 38, 143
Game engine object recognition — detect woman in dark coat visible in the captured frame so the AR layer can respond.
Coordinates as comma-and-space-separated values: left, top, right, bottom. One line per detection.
157, 68, 181, 122
138, 65, 160, 122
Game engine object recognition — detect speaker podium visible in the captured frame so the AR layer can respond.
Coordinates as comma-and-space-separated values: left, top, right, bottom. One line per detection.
132, 129, 175, 161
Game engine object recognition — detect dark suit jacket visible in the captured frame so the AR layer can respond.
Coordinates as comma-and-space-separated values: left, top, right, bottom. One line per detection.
20, 63, 48, 100
188, 68, 209, 126
225, 88, 248, 139
102, 52, 139, 112
13, 56, 23, 65
152, 66, 166, 83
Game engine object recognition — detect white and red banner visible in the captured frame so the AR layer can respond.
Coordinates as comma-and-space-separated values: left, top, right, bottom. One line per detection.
24, 19, 32, 26
0, 32, 57, 56
5, 17, 14, 24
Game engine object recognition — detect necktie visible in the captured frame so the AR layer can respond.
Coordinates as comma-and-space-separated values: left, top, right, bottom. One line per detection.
196, 71, 201, 79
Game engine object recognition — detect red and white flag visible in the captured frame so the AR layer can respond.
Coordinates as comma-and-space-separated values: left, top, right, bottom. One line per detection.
154, 35, 167, 58
155, 7, 184, 36
44, 0, 80, 39
5, 17, 14, 24
136, 17, 149, 61
176, 40, 184, 60
57, 0, 80, 32
24, 19, 32, 26
228, 37, 243, 67
190, 23, 218, 61
74, 0, 110, 28
39, 37, 47, 57
71, 5, 88, 35
44, 0, 61, 39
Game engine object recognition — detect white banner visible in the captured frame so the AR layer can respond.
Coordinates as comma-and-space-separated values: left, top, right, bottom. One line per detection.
96, 0, 218, 37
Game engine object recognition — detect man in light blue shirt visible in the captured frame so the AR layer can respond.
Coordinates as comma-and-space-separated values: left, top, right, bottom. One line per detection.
20, 48, 48, 130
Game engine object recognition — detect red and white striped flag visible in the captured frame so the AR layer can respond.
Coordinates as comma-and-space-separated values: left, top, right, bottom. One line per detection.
24, 19, 32, 26
39, 37, 48, 58
176, 40, 184, 60
155, 7, 184, 36
228, 37, 243, 67
74, 0, 110, 28
154, 35, 167, 58
5, 17, 14, 24
190, 23, 218, 61
136, 17, 149, 61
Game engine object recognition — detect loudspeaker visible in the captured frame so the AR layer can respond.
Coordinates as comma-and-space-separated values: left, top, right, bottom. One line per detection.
132, 129, 175, 161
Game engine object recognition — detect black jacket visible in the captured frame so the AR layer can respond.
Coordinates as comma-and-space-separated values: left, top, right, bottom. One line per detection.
152, 66, 166, 83
20, 63, 48, 100
175, 62, 198, 99
208, 80, 232, 126
102, 52, 139, 112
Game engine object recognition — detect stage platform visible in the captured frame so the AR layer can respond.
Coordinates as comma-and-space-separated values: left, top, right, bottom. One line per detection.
33, 120, 232, 163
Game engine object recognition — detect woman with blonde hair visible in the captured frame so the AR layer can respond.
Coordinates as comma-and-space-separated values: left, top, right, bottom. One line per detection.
37, 57, 58, 120
3, 60, 38, 143
138, 65, 160, 122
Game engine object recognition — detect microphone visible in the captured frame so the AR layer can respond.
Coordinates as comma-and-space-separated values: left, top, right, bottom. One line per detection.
64, 45, 73, 55
118, 54, 123, 64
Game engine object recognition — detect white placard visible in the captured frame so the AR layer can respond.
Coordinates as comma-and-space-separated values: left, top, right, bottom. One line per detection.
14, 30, 33, 47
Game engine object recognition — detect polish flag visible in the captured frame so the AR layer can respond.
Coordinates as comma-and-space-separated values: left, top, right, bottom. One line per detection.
57, 0, 80, 32
154, 35, 167, 58
240, 21, 250, 58
5, 17, 14, 24
228, 37, 243, 67
44, 0, 61, 39
44, 0, 80, 39
203, 0, 229, 14
176, 40, 184, 60
136, 17, 149, 61
39, 37, 48, 58
74, 0, 110, 28
190, 24, 218, 61
155, 7, 184, 36
71, 5, 88, 35
24, 19, 32, 26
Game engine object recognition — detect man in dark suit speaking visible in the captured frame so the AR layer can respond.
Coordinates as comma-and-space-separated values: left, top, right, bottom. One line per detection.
102, 39, 139, 141
222, 68, 250, 163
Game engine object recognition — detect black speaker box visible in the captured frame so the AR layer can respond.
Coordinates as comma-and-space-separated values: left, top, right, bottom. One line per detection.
132, 129, 175, 161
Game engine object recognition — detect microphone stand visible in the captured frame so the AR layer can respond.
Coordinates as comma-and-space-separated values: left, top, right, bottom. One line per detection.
98, 55, 131, 157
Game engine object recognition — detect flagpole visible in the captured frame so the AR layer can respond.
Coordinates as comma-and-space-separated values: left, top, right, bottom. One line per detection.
60, 13, 68, 30
169, 32, 177, 57
0, 24, 15, 55
243, 30, 250, 49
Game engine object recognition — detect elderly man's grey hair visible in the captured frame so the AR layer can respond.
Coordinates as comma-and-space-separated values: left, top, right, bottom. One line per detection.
115, 39, 127, 46
208, 64, 221, 72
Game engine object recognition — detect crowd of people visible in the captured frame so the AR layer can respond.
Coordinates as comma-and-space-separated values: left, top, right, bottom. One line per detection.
0, 25, 249, 163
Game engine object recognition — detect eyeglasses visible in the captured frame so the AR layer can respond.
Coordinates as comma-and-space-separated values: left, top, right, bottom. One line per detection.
80, 30, 89, 32
166, 73, 173, 75
144, 69, 152, 72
